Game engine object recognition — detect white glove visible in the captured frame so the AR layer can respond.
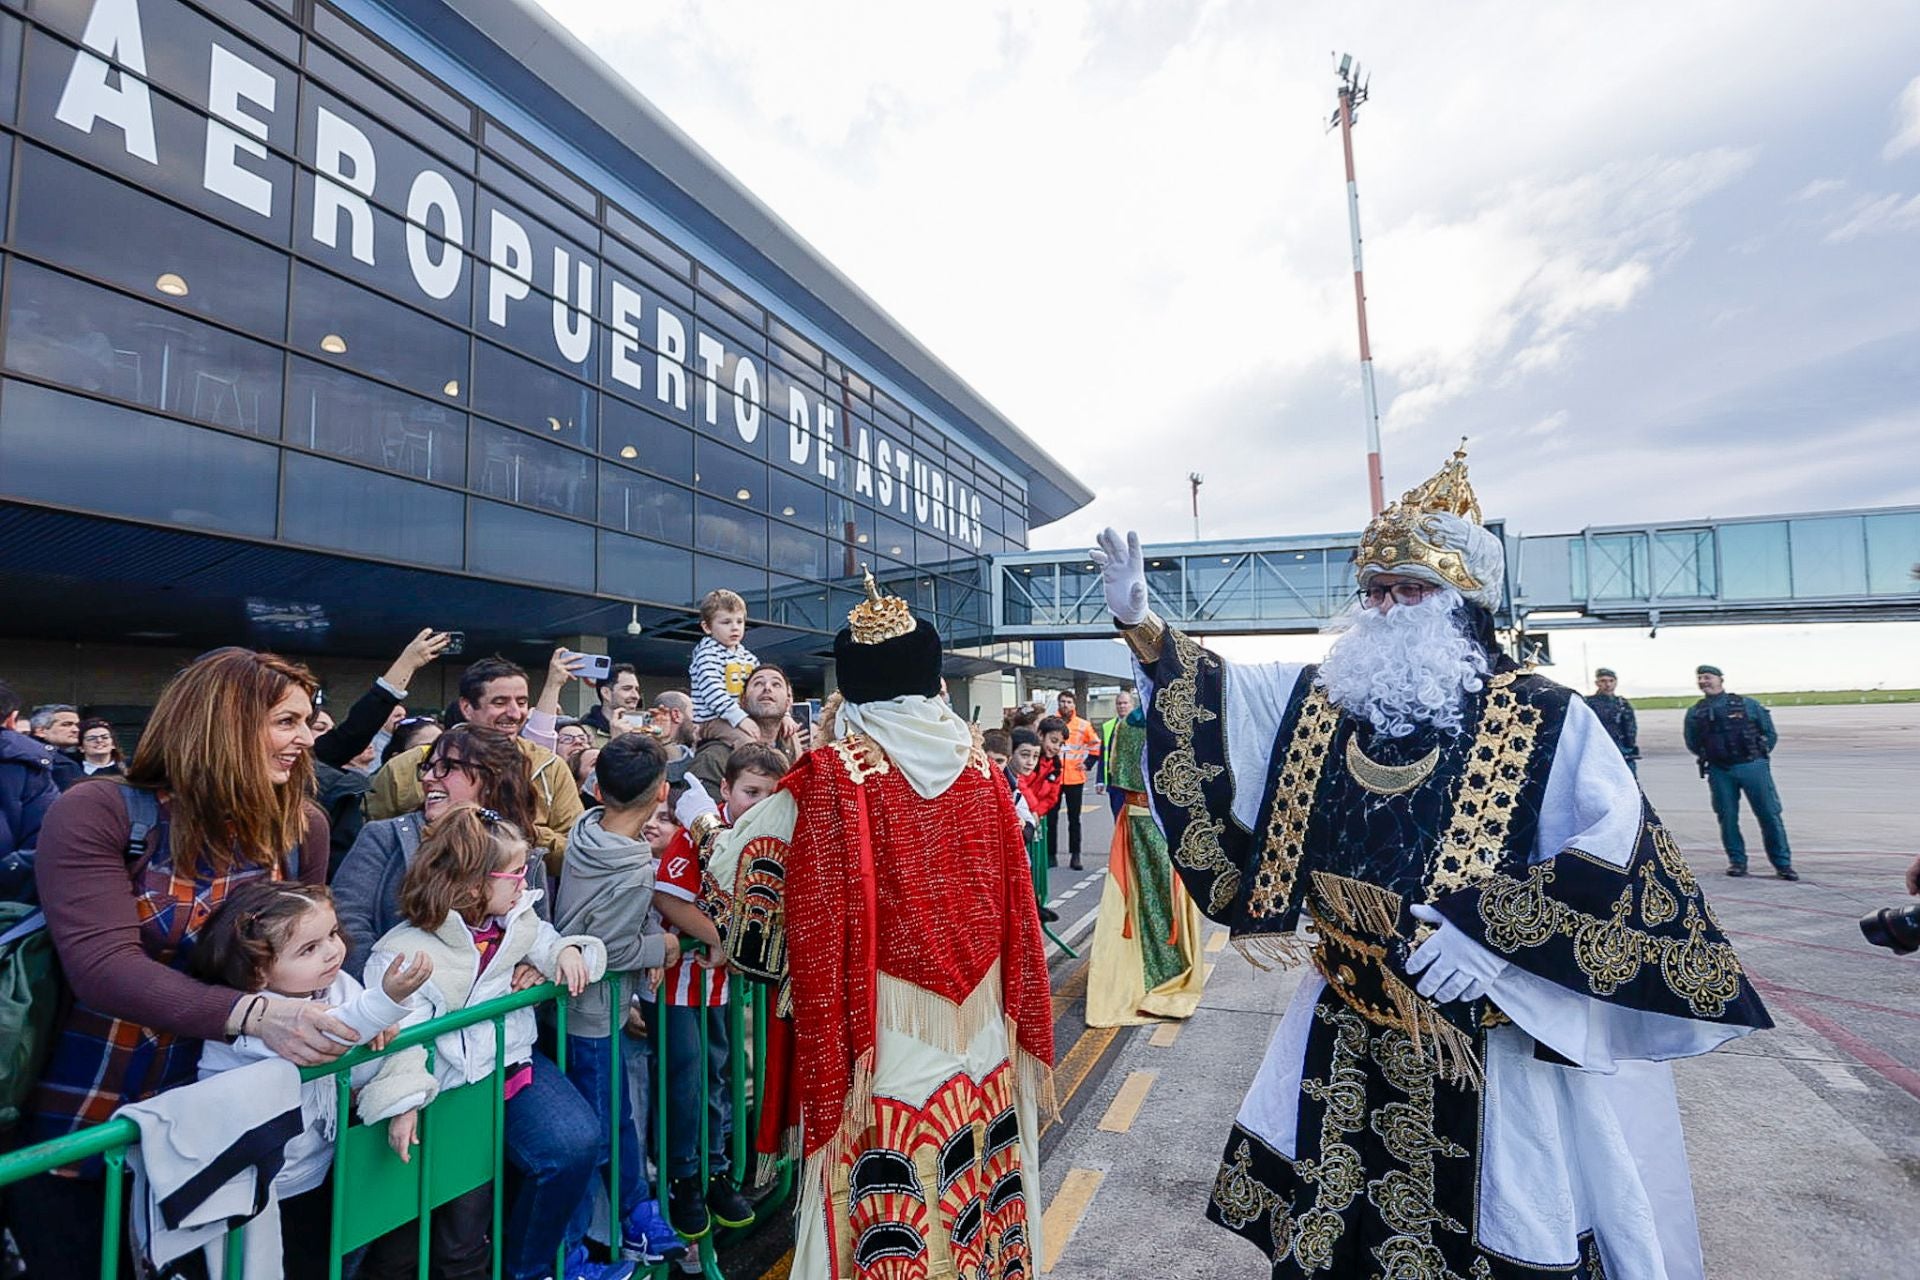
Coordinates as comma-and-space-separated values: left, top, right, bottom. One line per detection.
1088, 528, 1150, 626
1405, 904, 1509, 1005
674, 776, 719, 828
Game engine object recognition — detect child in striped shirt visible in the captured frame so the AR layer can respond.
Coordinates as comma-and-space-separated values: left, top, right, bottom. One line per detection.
689, 588, 759, 749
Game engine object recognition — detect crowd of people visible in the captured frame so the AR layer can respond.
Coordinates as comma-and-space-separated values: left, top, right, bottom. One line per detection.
1, 586, 1015, 1280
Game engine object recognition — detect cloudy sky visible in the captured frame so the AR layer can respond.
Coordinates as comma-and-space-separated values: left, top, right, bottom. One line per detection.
537, 0, 1920, 548
531, 1, 1920, 691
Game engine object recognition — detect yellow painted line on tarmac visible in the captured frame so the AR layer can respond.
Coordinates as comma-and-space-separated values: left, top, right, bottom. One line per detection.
1044, 1025, 1118, 1136
1149, 1020, 1182, 1048
1097, 1070, 1156, 1133
1206, 930, 1228, 954
1041, 1167, 1105, 1273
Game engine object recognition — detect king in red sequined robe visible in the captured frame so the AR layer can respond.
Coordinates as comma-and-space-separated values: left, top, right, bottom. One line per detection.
703, 724, 1057, 1280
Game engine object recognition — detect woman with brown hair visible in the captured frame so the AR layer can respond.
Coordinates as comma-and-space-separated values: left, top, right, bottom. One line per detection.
11, 648, 347, 1274
332, 723, 542, 979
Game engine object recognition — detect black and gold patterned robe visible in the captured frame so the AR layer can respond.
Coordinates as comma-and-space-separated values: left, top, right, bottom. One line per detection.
1135, 625, 1770, 1279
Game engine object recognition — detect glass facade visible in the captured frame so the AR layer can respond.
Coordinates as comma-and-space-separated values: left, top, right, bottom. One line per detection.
0, 0, 1030, 642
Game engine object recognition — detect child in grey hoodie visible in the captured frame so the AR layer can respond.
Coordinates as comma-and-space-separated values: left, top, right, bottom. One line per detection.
552, 733, 685, 1266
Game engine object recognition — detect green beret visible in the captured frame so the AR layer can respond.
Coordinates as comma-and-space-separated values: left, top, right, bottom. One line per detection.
1594, 668, 1616, 679
1696, 664, 1723, 677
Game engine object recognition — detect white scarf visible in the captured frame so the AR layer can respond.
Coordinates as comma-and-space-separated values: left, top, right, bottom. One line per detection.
835, 695, 974, 798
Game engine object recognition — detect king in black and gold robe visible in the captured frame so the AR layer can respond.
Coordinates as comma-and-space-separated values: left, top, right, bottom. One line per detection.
1131, 620, 1770, 1280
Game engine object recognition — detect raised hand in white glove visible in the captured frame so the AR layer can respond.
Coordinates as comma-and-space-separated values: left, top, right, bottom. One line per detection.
674, 776, 719, 828
1405, 904, 1509, 1005
1088, 528, 1149, 626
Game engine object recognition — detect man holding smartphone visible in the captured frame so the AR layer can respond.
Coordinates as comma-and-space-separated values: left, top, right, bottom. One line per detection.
580, 661, 642, 744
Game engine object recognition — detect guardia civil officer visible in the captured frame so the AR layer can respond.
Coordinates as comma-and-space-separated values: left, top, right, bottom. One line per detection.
1684, 664, 1797, 880
1584, 668, 1639, 775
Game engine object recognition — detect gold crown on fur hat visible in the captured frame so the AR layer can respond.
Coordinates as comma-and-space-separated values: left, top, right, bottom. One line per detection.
1354, 440, 1486, 594
847, 565, 917, 644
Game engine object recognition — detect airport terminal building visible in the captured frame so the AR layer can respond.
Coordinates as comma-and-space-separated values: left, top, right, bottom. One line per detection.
0, 0, 1092, 708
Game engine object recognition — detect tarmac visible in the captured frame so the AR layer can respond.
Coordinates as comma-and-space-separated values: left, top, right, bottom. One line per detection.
1031, 703, 1920, 1280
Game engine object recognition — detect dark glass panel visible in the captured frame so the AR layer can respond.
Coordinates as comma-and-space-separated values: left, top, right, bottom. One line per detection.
694, 266, 764, 329
22, 24, 295, 239
482, 120, 594, 215
291, 262, 467, 402
769, 521, 827, 581
693, 439, 766, 511
769, 470, 824, 529
472, 340, 594, 448
599, 530, 692, 605
471, 189, 594, 378
294, 85, 474, 326
0, 10, 21, 125
605, 203, 690, 280
310, 4, 470, 132
600, 396, 691, 480
598, 465, 692, 542
468, 498, 592, 590
302, 43, 471, 171
13, 144, 289, 336
694, 495, 767, 564
4, 259, 282, 436
0, 377, 275, 534
693, 555, 765, 612
281, 450, 463, 567
468, 420, 592, 518
287, 357, 465, 485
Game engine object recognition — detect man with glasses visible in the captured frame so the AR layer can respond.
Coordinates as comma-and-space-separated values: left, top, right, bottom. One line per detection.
1092, 446, 1770, 1279
368, 656, 585, 874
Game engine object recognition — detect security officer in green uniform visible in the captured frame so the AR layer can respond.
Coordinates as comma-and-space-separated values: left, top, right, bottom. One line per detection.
1584, 667, 1640, 776
1684, 664, 1797, 880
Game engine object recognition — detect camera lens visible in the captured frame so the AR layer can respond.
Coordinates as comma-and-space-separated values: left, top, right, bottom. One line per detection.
1859, 904, 1920, 955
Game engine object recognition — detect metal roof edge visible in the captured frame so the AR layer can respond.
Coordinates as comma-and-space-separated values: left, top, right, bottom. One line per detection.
414, 0, 1094, 524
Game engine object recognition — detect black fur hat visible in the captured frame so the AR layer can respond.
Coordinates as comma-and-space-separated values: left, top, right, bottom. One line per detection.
833, 568, 944, 704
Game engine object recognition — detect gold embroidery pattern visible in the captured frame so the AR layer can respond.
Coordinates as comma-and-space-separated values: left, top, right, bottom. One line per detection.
1283, 1003, 1369, 1269
1478, 863, 1747, 1016
1211, 1140, 1281, 1232
1426, 672, 1538, 900
1344, 736, 1440, 795
1247, 690, 1341, 920
1367, 1026, 1465, 1276
1151, 629, 1241, 913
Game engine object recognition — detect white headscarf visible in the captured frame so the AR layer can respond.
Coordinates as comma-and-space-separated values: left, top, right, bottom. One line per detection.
835, 695, 975, 798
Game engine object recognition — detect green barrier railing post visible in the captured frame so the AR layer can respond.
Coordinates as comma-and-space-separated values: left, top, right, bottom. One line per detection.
417, 1043, 436, 1280
1031, 822, 1078, 957
653, 982, 670, 1278
223, 1220, 246, 1278
606, 972, 624, 1261
727, 992, 748, 1194
328, 1072, 349, 1280
554, 992, 569, 1280
493, 1016, 508, 1280
99, 1146, 124, 1280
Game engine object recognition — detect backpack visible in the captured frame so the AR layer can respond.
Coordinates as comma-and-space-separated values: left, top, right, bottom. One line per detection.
0, 900, 56, 1132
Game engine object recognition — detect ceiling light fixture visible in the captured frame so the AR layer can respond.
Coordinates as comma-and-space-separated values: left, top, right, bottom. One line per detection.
320, 333, 347, 354
442, 379, 460, 397
619, 445, 638, 459
735, 488, 752, 501
546, 416, 566, 432
154, 272, 189, 297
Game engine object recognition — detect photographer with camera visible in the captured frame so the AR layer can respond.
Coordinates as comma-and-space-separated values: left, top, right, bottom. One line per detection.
1861, 856, 1920, 955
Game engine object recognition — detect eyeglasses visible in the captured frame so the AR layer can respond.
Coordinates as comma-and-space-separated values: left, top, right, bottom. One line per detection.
1357, 581, 1436, 607
486, 865, 528, 883
420, 756, 478, 781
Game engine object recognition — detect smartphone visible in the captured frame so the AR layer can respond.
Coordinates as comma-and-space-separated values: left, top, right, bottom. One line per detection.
793, 699, 818, 737
573, 651, 613, 681
443, 631, 465, 657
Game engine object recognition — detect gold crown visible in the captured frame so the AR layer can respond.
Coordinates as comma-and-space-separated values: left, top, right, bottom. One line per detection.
1354, 440, 1485, 594
847, 565, 917, 644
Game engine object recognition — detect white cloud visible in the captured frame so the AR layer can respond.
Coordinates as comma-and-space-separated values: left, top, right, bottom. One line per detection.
1886, 75, 1920, 160
1793, 177, 1846, 201
1824, 191, 1920, 241
533, 0, 1920, 550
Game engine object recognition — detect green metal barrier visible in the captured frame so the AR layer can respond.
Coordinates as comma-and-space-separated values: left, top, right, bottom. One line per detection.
0, 969, 800, 1280
1030, 821, 1078, 958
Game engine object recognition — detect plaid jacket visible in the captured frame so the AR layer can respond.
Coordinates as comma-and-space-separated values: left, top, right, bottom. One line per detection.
25, 787, 286, 1167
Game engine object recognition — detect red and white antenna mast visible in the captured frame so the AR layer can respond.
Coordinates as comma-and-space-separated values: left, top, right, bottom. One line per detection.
1331, 54, 1385, 515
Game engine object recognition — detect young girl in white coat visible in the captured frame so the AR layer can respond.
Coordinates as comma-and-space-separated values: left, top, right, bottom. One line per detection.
192, 881, 434, 1280
356, 804, 628, 1280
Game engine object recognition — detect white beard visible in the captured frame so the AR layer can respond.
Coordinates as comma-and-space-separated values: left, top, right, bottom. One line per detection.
1315, 587, 1489, 738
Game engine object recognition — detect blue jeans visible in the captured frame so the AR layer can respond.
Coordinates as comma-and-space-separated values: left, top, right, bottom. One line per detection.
502, 1053, 601, 1280
663, 1004, 732, 1179
564, 1033, 651, 1250
1707, 760, 1792, 869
